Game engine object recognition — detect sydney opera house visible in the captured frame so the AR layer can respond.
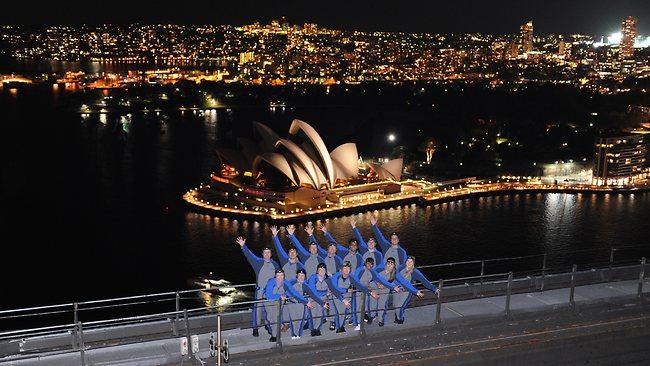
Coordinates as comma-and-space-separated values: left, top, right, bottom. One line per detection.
184, 119, 409, 218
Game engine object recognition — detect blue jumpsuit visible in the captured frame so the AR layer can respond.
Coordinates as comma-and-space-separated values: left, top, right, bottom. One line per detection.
373, 265, 402, 324
305, 273, 330, 331
353, 227, 385, 264
326, 272, 354, 329
241, 245, 279, 331
272, 235, 306, 279
288, 234, 324, 278
351, 266, 387, 321
264, 278, 307, 338
323, 231, 350, 258
394, 266, 438, 322
372, 224, 408, 265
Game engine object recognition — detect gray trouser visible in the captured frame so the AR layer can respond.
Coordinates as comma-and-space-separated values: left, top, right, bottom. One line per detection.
252, 288, 268, 329
265, 301, 289, 337
332, 293, 352, 329
377, 288, 393, 323
366, 285, 379, 317
393, 291, 413, 321
309, 297, 327, 331
285, 302, 306, 337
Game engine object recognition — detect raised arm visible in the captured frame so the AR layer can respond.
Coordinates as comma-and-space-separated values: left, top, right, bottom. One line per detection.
353, 227, 368, 253
321, 225, 348, 257
237, 237, 262, 271
370, 216, 390, 252
287, 229, 310, 262
306, 224, 328, 258
271, 226, 288, 266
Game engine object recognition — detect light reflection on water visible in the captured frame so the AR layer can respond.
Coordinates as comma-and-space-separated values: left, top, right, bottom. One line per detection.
183, 192, 650, 289
192, 277, 249, 310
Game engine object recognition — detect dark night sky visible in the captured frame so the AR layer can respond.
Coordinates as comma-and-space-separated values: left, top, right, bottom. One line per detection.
1, 0, 648, 35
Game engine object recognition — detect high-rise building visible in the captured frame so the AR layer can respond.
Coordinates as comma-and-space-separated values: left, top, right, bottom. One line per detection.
520, 21, 534, 55
619, 16, 637, 60
239, 51, 255, 65
558, 40, 566, 56
592, 134, 649, 186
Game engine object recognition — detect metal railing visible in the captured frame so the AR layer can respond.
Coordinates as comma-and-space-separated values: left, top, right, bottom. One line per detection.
0, 245, 648, 364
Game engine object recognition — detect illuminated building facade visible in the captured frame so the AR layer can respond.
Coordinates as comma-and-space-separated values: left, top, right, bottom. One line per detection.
592, 134, 649, 186
189, 119, 404, 214
520, 21, 534, 55
619, 16, 637, 60
239, 51, 255, 64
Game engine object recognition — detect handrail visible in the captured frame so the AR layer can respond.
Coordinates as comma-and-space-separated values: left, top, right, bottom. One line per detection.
1, 259, 645, 346
1, 244, 648, 343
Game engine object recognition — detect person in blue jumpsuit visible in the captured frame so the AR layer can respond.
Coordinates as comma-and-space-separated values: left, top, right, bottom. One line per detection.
349, 218, 384, 264
374, 257, 404, 326
270, 225, 306, 279
304, 223, 328, 258
341, 240, 363, 272
284, 268, 316, 339
350, 257, 384, 327
236, 236, 279, 337
319, 224, 350, 258
394, 256, 439, 324
323, 242, 342, 277
264, 269, 307, 342
305, 263, 331, 336
370, 215, 408, 265
326, 261, 355, 333
286, 225, 324, 277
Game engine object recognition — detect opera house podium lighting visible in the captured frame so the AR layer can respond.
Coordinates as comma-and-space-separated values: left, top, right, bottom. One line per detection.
183, 119, 419, 221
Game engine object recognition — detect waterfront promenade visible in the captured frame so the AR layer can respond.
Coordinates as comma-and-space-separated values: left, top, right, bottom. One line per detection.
184, 179, 650, 222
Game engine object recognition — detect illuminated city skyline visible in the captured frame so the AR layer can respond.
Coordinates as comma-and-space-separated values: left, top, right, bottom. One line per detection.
1, 0, 649, 35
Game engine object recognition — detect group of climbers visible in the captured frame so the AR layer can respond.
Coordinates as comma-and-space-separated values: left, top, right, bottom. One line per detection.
235, 215, 438, 342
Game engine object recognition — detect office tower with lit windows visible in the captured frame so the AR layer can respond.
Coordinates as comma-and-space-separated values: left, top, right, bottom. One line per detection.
239, 51, 255, 64
592, 134, 648, 186
619, 16, 637, 60
520, 21, 534, 55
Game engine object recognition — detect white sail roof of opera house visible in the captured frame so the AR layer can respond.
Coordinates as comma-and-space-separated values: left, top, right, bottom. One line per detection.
367, 158, 404, 181
215, 119, 364, 190
289, 119, 336, 188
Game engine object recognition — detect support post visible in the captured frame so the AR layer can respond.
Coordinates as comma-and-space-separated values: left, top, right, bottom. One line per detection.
569, 264, 577, 310
184, 309, 193, 360
217, 314, 222, 366
73, 302, 79, 325
639, 257, 646, 299
505, 272, 513, 318
435, 279, 443, 324
276, 298, 283, 351
479, 260, 485, 296
173, 292, 180, 336
77, 322, 86, 366
540, 253, 547, 293
359, 291, 367, 338
609, 248, 615, 281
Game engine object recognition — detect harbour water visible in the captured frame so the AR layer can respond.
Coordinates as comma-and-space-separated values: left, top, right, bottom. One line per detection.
1, 85, 649, 312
